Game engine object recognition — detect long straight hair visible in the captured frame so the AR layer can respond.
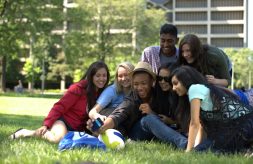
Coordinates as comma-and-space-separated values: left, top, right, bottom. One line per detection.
155, 64, 178, 117
169, 65, 208, 132
81, 61, 110, 111
177, 34, 209, 75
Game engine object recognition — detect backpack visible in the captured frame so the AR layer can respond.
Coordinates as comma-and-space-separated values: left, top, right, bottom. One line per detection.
58, 131, 106, 151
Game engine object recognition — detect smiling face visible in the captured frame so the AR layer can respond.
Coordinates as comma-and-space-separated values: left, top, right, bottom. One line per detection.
132, 72, 153, 101
160, 33, 177, 56
171, 75, 187, 96
93, 68, 108, 90
182, 43, 194, 64
158, 68, 171, 91
117, 66, 131, 89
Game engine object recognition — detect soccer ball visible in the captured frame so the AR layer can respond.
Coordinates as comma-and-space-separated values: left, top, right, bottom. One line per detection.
98, 129, 125, 150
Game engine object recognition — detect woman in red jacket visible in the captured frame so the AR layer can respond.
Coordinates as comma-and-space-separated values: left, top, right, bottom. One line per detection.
9, 61, 110, 143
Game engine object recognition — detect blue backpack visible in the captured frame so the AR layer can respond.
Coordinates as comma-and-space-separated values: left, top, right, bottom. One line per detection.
58, 131, 106, 151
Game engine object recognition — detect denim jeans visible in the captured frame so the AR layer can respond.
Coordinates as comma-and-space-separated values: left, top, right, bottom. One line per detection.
194, 138, 214, 152
194, 139, 224, 154
129, 114, 187, 149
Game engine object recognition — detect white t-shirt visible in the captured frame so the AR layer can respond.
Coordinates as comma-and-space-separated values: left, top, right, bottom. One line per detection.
188, 84, 213, 111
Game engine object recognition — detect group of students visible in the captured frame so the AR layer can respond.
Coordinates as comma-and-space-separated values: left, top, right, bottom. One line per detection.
10, 23, 253, 154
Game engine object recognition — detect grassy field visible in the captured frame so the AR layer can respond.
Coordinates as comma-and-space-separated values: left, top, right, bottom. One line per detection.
0, 96, 253, 164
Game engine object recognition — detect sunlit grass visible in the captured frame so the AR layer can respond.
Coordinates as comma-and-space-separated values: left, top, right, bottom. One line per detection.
1, 96, 253, 163
0, 96, 58, 116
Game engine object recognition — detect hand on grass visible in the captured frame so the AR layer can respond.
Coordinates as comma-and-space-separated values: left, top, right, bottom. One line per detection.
185, 149, 191, 153
35, 126, 48, 136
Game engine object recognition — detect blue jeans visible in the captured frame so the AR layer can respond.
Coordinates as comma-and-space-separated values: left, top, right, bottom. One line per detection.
129, 114, 187, 149
194, 139, 223, 154
194, 138, 214, 151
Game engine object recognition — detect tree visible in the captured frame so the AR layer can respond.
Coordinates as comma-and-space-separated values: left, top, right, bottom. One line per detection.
22, 58, 41, 86
0, 0, 63, 91
1, 0, 167, 90
64, 0, 166, 78
225, 48, 253, 89
29, 35, 52, 91
0, 0, 21, 91
136, 8, 166, 51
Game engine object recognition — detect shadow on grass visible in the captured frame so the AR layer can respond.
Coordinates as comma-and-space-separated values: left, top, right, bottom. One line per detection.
0, 113, 44, 142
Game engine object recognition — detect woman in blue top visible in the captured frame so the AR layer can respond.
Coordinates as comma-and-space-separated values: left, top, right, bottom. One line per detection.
170, 66, 253, 153
89, 62, 134, 121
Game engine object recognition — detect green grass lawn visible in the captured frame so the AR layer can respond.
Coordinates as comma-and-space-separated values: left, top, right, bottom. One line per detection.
0, 96, 253, 164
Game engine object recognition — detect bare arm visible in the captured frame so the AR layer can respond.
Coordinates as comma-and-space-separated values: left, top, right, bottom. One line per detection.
99, 118, 115, 133
194, 124, 204, 147
186, 98, 202, 152
86, 117, 115, 135
88, 103, 107, 121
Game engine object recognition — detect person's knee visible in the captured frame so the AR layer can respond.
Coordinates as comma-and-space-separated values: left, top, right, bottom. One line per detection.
51, 135, 64, 143
141, 114, 158, 127
47, 120, 68, 143
47, 135, 61, 143
141, 114, 157, 123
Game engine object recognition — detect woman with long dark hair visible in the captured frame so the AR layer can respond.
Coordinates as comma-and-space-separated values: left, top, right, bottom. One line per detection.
10, 61, 110, 143
154, 64, 178, 125
177, 34, 231, 87
170, 66, 253, 153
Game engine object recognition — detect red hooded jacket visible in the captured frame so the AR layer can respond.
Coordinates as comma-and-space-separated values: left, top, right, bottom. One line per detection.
43, 80, 97, 131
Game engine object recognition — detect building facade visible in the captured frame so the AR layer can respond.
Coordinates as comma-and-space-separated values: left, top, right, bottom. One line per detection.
147, 0, 249, 48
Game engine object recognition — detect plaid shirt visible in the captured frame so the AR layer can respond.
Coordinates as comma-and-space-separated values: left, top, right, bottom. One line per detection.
140, 46, 178, 74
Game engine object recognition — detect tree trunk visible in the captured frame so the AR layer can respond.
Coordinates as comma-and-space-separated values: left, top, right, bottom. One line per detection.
0, 56, 7, 92
60, 75, 66, 92
28, 82, 32, 90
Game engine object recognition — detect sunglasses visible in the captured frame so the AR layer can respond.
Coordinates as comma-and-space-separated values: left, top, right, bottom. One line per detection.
157, 76, 170, 82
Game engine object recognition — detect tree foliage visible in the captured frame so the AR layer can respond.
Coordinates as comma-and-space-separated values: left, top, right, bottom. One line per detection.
63, 0, 166, 83
224, 48, 253, 88
22, 58, 41, 83
0, 0, 63, 90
